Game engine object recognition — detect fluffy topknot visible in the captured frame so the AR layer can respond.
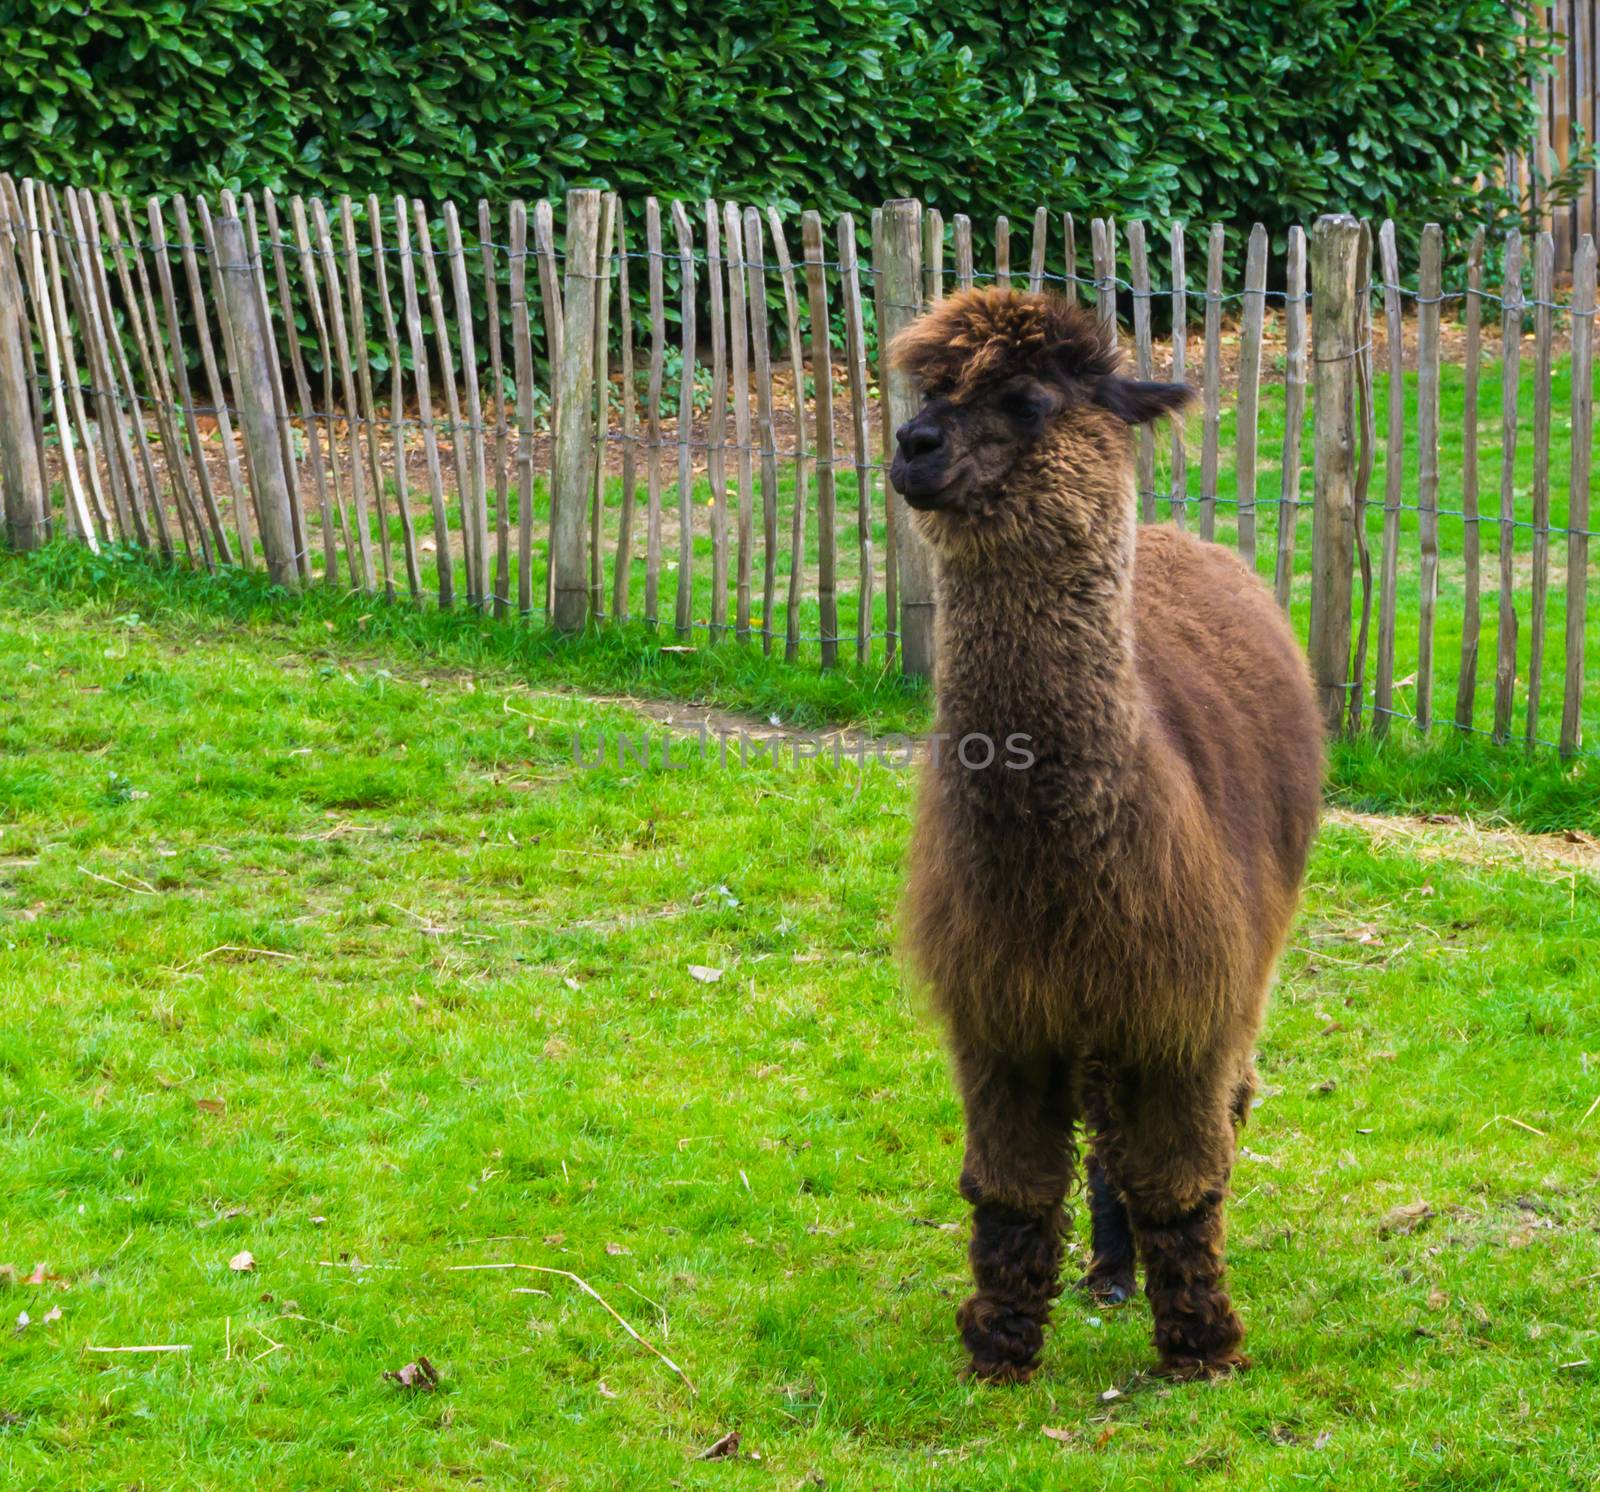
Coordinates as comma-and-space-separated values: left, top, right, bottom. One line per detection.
889, 288, 1122, 401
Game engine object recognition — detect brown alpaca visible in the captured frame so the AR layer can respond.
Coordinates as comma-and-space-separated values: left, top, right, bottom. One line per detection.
889, 289, 1322, 1384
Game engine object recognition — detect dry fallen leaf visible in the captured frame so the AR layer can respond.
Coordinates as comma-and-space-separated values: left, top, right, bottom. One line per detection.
1427, 1289, 1449, 1311
195, 1097, 226, 1115
228, 1250, 256, 1273
24, 1263, 60, 1286
687, 965, 723, 984
1042, 1425, 1078, 1444
597, 1380, 618, 1399
1379, 1200, 1433, 1238
1099, 1385, 1122, 1404
41, 1305, 62, 1325
697, 1430, 740, 1460
605, 1242, 631, 1256
385, 1355, 439, 1391
543, 1232, 566, 1248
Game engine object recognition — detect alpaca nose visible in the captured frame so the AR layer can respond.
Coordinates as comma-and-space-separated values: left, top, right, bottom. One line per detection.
896, 418, 946, 460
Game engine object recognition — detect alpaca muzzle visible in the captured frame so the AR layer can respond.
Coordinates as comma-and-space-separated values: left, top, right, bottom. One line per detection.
892, 416, 955, 508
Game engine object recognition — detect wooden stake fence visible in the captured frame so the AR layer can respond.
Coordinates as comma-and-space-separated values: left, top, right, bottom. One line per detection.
0, 180, 1596, 757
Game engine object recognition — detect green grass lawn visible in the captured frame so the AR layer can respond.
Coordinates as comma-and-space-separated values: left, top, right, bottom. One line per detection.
2, 558, 1597, 1489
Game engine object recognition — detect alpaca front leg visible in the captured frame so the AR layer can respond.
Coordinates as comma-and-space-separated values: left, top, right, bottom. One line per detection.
950, 1045, 1075, 1384
1134, 1187, 1245, 1379
1101, 1066, 1247, 1379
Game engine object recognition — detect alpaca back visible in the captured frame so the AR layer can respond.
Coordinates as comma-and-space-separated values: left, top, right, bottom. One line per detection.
1130, 527, 1322, 907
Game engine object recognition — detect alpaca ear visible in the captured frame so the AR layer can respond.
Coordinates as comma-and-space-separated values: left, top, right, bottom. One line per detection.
1091, 377, 1195, 426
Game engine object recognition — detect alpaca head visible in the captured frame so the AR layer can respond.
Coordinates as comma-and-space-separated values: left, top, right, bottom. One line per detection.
889, 289, 1192, 561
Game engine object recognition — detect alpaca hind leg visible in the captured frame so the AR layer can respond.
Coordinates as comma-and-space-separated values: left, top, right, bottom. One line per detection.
1076, 1065, 1137, 1304
1077, 1150, 1137, 1305
951, 1044, 1075, 1385
1099, 1064, 1247, 1379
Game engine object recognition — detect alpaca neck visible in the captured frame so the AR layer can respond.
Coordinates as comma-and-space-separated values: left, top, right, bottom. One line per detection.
933, 505, 1145, 854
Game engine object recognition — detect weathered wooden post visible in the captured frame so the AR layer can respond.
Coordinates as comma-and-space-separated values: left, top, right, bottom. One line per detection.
215, 206, 298, 588
551, 188, 600, 633
880, 199, 937, 679
1308, 214, 1362, 735
0, 207, 46, 551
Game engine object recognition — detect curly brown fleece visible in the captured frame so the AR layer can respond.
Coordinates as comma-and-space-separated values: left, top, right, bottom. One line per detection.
893, 289, 1322, 1383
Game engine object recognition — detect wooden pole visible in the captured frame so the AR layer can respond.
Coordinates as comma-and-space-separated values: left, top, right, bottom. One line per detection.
953, 215, 973, 291
214, 205, 298, 588
341, 196, 395, 599
264, 193, 337, 581
1235, 223, 1268, 566
1200, 225, 1224, 542
1416, 222, 1443, 735
368, 194, 423, 600
40, 188, 110, 543
122, 196, 203, 565
1, 175, 52, 512
57, 186, 139, 545
480, 200, 512, 617
79, 190, 158, 552
705, 200, 730, 641
240, 194, 309, 583
444, 200, 490, 610
1169, 222, 1187, 532
0, 188, 47, 550
876, 208, 898, 662
312, 198, 376, 592
1456, 228, 1487, 734
551, 188, 600, 634
97, 192, 177, 560
643, 198, 666, 627
802, 210, 838, 666
744, 205, 779, 653
508, 200, 537, 615
1028, 206, 1048, 293
532, 199, 561, 613
1524, 230, 1555, 746
1562, 232, 1594, 756
148, 199, 232, 564
1494, 231, 1523, 745
36, 184, 107, 543
837, 212, 875, 662
725, 201, 754, 642
1128, 221, 1154, 522
881, 199, 935, 679
1308, 214, 1362, 735
670, 200, 696, 639
767, 209, 809, 662
25, 181, 95, 548
288, 196, 353, 582
612, 205, 639, 623
414, 204, 473, 606
1275, 225, 1307, 606
588, 193, 616, 622
174, 196, 251, 564
1374, 220, 1404, 736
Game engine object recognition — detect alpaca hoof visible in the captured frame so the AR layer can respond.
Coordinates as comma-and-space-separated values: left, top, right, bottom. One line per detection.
1076, 1269, 1135, 1307
956, 1294, 1044, 1385
1151, 1349, 1250, 1382
962, 1356, 1038, 1386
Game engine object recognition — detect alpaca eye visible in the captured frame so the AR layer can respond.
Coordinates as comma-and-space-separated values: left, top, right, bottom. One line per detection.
1001, 391, 1043, 421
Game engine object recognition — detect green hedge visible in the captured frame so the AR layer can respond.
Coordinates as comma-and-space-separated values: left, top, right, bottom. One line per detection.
0, 1, 1561, 249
